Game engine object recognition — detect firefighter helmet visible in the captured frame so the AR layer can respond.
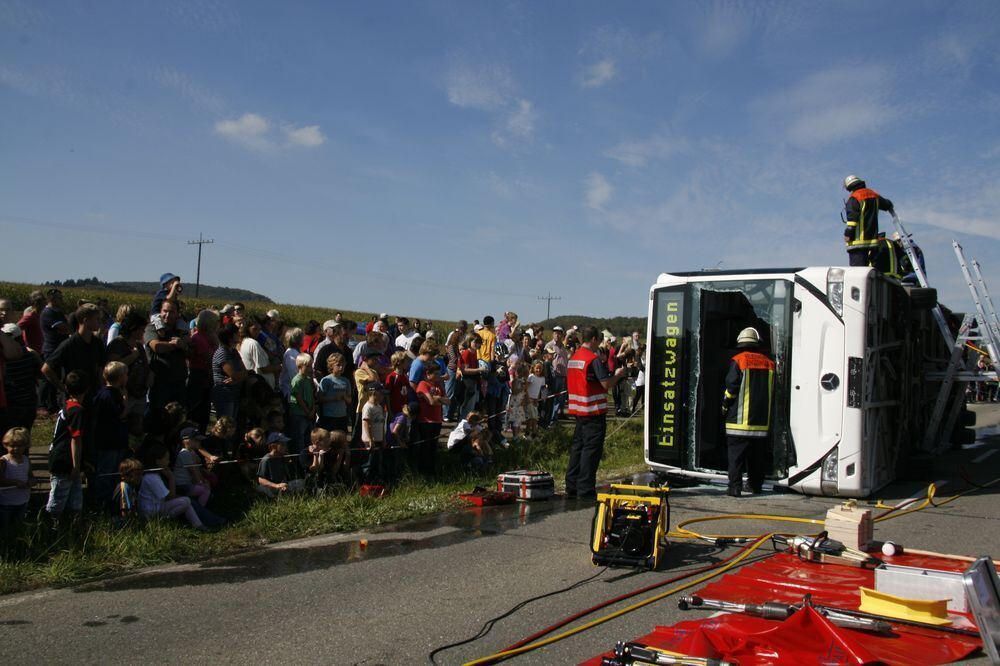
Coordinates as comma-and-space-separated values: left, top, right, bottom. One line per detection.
843, 174, 864, 190
736, 327, 761, 347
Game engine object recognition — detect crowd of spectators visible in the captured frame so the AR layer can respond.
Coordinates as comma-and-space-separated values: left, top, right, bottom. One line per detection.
0, 276, 646, 534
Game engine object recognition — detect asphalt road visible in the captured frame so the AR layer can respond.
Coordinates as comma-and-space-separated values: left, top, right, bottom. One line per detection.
3, 405, 1000, 665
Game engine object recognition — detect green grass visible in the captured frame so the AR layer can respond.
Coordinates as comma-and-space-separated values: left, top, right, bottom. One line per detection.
1, 419, 645, 595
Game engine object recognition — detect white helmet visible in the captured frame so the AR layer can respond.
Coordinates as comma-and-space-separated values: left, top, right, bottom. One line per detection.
843, 174, 863, 190
736, 327, 760, 347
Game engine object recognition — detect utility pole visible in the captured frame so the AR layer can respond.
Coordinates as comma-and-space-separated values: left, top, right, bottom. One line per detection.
537, 291, 562, 320
186, 233, 214, 297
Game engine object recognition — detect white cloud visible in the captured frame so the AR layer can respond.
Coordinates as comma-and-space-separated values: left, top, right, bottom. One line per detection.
754, 66, 897, 148
284, 124, 326, 147
581, 59, 616, 88
446, 63, 512, 110
214, 112, 271, 149
584, 172, 613, 210
605, 133, 688, 167
493, 99, 536, 145
214, 113, 326, 151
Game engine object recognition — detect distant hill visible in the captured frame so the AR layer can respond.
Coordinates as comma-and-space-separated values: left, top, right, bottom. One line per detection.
536, 315, 646, 336
42, 277, 272, 304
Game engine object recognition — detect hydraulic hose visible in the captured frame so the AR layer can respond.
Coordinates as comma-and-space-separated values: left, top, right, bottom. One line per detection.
463, 534, 776, 665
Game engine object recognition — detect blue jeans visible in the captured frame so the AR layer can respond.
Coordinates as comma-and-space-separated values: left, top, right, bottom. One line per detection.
549, 376, 567, 424
287, 412, 313, 455
211, 385, 240, 420
46, 474, 83, 515
460, 378, 479, 419
444, 369, 461, 421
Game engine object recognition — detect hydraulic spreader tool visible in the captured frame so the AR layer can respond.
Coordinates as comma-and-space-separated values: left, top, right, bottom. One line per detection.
591, 484, 670, 570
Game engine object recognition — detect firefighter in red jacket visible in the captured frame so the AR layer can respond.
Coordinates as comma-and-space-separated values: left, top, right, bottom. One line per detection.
565, 326, 626, 500
720, 327, 775, 497
843, 174, 894, 267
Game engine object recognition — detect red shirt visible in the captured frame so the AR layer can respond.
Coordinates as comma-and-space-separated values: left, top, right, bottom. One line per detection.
188, 331, 217, 371
301, 334, 321, 355
416, 380, 443, 423
459, 348, 478, 371
17, 308, 43, 352
384, 370, 411, 415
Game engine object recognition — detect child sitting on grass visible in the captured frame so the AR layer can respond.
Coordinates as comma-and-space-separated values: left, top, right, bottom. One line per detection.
203, 416, 236, 459
0, 427, 34, 533
447, 411, 493, 468
256, 433, 305, 498
139, 445, 208, 531
173, 427, 212, 507
114, 457, 143, 524
299, 427, 346, 492
238, 427, 267, 483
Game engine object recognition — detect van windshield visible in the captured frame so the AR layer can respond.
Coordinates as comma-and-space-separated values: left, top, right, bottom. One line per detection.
648, 278, 794, 476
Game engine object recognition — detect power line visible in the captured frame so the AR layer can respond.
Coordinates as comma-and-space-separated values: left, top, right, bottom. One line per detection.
186, 233, 214, 297
537, 291, 562, 319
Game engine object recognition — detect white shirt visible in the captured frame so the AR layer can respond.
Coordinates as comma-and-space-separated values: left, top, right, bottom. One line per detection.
139, 472, 170, 516
395, 331, 419, 350
240, 338, 275, 388
527, 374, 546, 400
447, 420, 482, 450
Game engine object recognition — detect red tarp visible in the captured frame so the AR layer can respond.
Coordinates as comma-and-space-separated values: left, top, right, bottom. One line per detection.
582, 552, 984, 665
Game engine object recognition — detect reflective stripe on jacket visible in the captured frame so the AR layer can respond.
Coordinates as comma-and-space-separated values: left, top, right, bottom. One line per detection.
845, 187, 893, 249
723, 350, 775, 437
567, 347, 607, 416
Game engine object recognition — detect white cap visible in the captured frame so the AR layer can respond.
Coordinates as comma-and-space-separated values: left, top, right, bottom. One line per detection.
552, 325, 564, 332
266, 309, 280, 320
323, 319, 337, 330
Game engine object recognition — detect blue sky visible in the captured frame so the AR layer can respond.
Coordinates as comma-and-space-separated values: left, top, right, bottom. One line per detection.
1, 1, 999, 322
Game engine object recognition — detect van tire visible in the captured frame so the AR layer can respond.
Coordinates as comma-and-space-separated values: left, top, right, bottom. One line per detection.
951, 427, 976, 446
904, 286, 937, 310
958, 409, 976, 427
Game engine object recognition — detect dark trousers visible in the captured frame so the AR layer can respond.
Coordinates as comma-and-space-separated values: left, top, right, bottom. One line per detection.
727, 434, 766, 492
566, 415, 607, 499
415, 422, 441, 477
186, 369, 213, 432
847, 248, 873, 267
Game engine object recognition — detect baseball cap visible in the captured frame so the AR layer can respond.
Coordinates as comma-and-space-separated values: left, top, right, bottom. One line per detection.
179, 426, 205, 441
552, 325, 564, 332
159, 272, 180, 286
379, 313, 388, 319
473, 324, 484, 331
266, 309, 281, 320
323, 319, 337, 331
1, 323, 22, 337
266, 432, 291, 445
220, 304, 234, 314
363, 381, 384, 393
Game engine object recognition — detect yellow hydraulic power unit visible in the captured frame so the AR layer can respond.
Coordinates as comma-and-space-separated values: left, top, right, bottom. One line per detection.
591, 484, 670, 570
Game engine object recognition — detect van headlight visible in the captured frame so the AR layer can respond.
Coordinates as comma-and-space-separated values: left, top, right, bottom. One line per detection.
827, 268, 844, 316
821, 446, 839, 495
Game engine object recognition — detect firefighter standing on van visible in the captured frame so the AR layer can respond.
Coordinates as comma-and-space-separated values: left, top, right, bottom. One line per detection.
565, 326, 626, 500
721, 327, 775, 497
843, 174, 894, 267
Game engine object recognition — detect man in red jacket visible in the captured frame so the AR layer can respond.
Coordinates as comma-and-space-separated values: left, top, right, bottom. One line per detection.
565, 326, 626, 500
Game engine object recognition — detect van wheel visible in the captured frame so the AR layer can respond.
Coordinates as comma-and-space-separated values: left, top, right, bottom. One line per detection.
951, 427, 976, 446
904, 286, 937, 310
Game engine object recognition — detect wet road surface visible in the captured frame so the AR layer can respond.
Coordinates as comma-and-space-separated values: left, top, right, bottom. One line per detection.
2, 408, 999, 664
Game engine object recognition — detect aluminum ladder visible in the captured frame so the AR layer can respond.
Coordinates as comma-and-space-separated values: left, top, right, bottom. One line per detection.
953, 240, 1000, 366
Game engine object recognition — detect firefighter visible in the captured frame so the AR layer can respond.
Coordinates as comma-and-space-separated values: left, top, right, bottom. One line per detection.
720, 327, 775, 497
843, 174, 894, 267
873, 232, 904, 280
565, 325, 626, 500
